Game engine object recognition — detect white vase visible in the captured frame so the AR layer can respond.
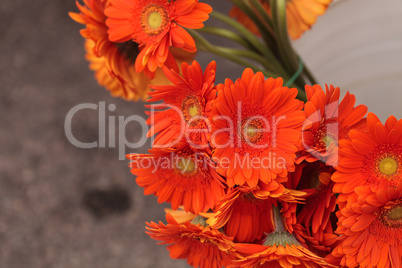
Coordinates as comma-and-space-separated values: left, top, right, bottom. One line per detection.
293, 0, 402, 121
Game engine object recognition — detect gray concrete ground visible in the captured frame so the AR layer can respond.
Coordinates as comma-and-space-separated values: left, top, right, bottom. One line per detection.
0, 1, 242, 267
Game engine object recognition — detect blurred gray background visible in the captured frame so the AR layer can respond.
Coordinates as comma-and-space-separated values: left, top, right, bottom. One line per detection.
1, 0, 401, 267
0, 1, 240, 267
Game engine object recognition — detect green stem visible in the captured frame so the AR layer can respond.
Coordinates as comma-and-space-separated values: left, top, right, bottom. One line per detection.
231, 0, 276, 52
270, 0, 291, 71
284, 57, 307, 101
249, 0, 274, 32
296, 88, 307, 102
270, 0, 307, 89
196, 26, 254, 51
190, 29, 278, 77
195, 31, 306, 100
272, 205, 285, 232
210, 10, 288, 78
191, 215, 208, 226
215, 47, 277, 72
210, 11, 270, 57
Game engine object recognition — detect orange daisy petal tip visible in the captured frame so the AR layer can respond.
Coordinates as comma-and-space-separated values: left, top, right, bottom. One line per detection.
332, 114, 402, 197
286, 0, 333, 39
127, 144, 226, 214
146, 60, 217, 148
210, 69, 305, 187
331, 181, 402, 268
145, 212, 236, 268
298, 84, 368, 167
70, 0, 173, 100
164, 207, 197, 224
231, 231, 336, 268
105, 0, 211, 72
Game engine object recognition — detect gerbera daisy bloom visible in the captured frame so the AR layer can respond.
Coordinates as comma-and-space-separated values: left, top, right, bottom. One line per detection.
282, 162, 338, 255
84, 39, 126, 98
105, 0, 212, 73
295, 162, 337, 245
206, 183, 305, 243
298, 84, 368, 167
146, 60, 217, 148
232, 231, 335, 267
332, 113, 402, 196
210, 69, 305, 187
229, 0, 332, 40
330, 181, 402, 268
206, 184, 275, 243
128, 143, 225, 214
146, 212, 236, 268
70, 0, 172, 100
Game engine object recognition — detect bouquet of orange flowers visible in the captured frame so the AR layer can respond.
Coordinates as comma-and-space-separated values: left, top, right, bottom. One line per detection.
70, 0, 402, 267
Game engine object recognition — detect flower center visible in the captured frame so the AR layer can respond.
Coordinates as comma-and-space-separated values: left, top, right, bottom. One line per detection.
362, 144, 402, 186
380, 200, 402, 228
244, 125, 259, 138
241, 119, 265, 144
379, 157, 398, 176
313, 123, 338, 150
388, 206, 402, 221
182, 95, 202, 123
323, 135, 336, 147
148, 12, 162, 29
141, 4, 169, 36
175, 157, 197, 176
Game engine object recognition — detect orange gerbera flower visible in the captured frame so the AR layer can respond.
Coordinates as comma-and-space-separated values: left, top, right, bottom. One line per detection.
84, 39, 125, 97
206, 183, 305, 243
128, 143, 225, 214
210, 69, 305, 187
330, 181, 402, 268
70, 0, 172, 100
146, 61, 217, 148
105, 0, 212, 73
298, 84, 367, 167
332, 113, 402, 196
232, 231, 335, 268
146, 212, 236, 268
294, 162, 337, 245
282, 163, 338, 255
229, 0, 332, 40
206, 185, 275, 243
